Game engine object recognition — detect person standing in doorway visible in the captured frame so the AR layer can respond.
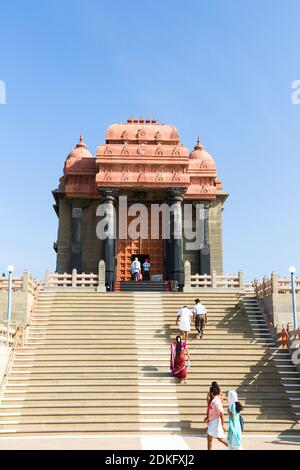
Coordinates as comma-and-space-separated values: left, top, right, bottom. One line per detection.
143, 259, 150, 281
176, 306, 193, 341
131, 257, 141, 281
192, 298, 207, 339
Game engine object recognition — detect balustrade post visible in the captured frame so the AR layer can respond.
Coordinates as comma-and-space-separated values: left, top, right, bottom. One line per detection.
238, 270, 245, 290
184, 261, 191, 289
97, 260, 106, 292
44, 269, 50, 288
253, 278, 259, 297
21, 270, 29, 293
72, 269, 77, 288
271, 271, 278, 294
263, 276, 269, 297
211, 270, 217, 288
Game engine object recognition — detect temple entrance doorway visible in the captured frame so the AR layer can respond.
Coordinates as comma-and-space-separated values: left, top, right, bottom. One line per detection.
117, 235, 164, 282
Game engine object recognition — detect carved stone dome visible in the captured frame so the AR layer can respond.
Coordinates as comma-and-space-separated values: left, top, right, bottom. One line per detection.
189, 137, 216, 172
67, 135, 93, 159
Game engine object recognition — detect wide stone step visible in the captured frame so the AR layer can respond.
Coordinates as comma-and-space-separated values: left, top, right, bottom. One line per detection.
19, 342, 278, 349
1, 390, 294, 400
27, 325, 267, 332
8, 371, 288, 380
6, 376, 291, 385
26, 331, 272, 337
12, 361, 287, 371
17, 345, 278, 352
0, 414, 297, 426
0, 421, 298, 435
0, 406, 293, 416
34, 304, 242, 308
24, 340, 274, 346
29, 319, 262, 324
14, 351, 279, 359
1, 399, 295, 409
4, 385, 290, 395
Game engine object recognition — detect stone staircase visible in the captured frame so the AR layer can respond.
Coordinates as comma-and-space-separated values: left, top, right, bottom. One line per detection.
0, 290, 299, 436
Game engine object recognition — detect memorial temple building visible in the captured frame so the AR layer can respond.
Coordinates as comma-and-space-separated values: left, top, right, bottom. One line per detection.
1, 118, 299, 440
53, 118, 228, 289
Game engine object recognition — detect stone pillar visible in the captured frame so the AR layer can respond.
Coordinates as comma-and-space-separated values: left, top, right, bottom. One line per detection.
208, 195, 226, 274
100, 190, 118, 290
55, 197, 72, 274
71, 204, 83, 273
163, 239, 170, 281
168, 189, 184, 286
198, 203, 211, 275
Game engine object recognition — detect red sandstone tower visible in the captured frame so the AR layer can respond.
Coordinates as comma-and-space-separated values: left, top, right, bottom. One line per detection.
53, 118, 228, 288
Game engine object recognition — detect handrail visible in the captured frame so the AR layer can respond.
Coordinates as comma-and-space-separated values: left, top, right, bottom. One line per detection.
0, 325, 24, 398
254, 281, 273, 324
0, 281, 40, 399
26, 282, 40, 328
23, 282, 41, 346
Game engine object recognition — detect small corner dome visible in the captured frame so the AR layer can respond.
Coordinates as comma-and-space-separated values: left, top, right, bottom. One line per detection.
189, 137, 216, 171
67, 135, 93, 159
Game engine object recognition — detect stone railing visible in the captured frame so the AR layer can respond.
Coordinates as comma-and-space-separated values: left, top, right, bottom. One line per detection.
0, 271, 39, 296
0, 324, 24, 396
184, 261, 253, 291
0, 322, 18, 347
43, 261, 106, 292
45, 271, 98, 288
254, 272, 300, 298
0, 271, 40, 325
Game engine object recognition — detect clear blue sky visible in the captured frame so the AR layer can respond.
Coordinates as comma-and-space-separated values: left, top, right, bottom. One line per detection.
0, 0, 299, 281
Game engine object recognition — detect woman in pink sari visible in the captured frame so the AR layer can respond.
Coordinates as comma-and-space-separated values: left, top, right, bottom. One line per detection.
170, 335, 191, 383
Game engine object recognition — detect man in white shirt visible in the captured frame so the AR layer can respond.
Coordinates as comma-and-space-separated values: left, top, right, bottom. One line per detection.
131, 257, 141, 281
192, 298, 207, 339
176, 306, 193, 341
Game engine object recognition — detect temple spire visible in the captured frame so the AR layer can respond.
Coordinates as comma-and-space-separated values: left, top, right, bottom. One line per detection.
76, 134, 86, 148
194, 136, 202, 150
